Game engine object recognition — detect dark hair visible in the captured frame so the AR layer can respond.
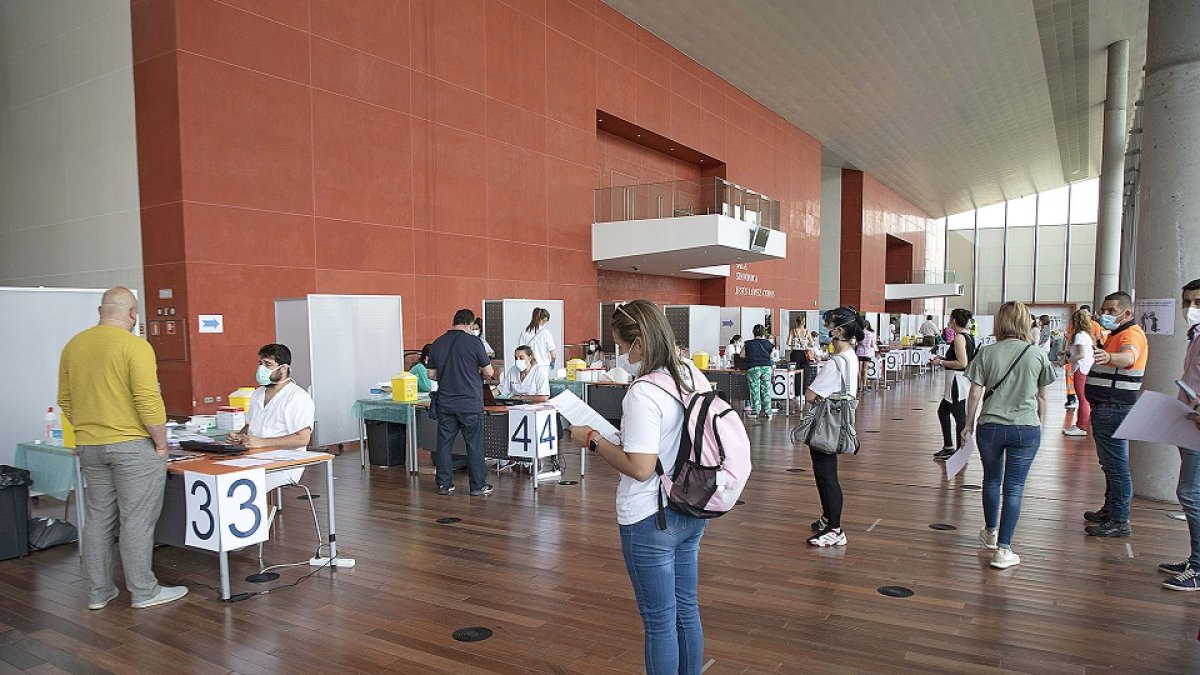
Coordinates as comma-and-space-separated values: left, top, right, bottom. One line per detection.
752, 324, 765, 338
473, 317, 483, 329
526, 307, 550, 333
825, 306, 865, 343
925, 315, 933, 320
258, 343, 292, 365
452, 308, 475, 326
418, 343, 432, 365
1080, 304, 1092, 311
730, 334, 742, 343
1183, 279, 1200, 294
1039, 314, 1050, 324
611, 300, 691, 394
1104, 291, 1133, 310
949, 308, 973, 329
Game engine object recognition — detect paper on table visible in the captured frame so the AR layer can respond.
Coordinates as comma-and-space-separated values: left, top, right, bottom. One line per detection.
216, 457, 276, 468
1114, 390, 1200, 449
945, 433, 974, 480
548, 389, 621, 444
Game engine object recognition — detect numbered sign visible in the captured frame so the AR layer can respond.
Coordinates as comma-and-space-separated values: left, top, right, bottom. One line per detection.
884, 351, 903, 372
508, 406, 559, 459
864, 357, 882, 381
184, 469, 269, 552
770, 369, 796, 400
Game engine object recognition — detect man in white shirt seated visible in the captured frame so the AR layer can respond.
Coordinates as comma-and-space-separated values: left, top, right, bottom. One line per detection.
226, 343, 316, 490
918, 315, 939, 347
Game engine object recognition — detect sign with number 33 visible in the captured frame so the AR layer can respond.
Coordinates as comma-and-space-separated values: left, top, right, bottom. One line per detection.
184, 469, 269, 551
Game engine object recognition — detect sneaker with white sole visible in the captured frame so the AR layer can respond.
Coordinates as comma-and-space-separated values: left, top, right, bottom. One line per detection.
1162, 566, 1200, 591
990, 548, 1020, 569
807, 527, 847, 547
810, 516, 828, 533
978, 527, 998, 550
1159, 560, 1192, 575
1062, 426, 1087, 437
88, 587, 119, 610
131, 585, 188, 609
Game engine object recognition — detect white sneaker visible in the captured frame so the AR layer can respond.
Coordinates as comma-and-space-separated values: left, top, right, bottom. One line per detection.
1062, 426, 1087, 437
990, 548, 1021, 569
131, 585, 188, 608
978, 527, 998, 550
807, 528, 847, 547
1065, 401, 1078, 410
87, 587, 119, 610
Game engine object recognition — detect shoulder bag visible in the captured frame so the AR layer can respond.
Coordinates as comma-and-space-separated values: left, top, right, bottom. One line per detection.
790, 354, 859, 455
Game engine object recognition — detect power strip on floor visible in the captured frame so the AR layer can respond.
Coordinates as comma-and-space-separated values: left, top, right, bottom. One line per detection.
309, 556, 356, 568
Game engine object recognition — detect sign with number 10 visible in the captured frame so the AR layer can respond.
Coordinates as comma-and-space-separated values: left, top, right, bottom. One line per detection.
184, 468, 269, 552
508, 406, 558, 459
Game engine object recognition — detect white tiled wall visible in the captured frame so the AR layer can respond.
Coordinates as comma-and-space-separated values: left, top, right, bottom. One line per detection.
0, 0, 143, 299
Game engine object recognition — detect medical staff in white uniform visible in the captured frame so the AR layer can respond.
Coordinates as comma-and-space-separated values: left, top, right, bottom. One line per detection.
227, 343, 315, 490
498, 346, 551, 402
516, 307, 557, 369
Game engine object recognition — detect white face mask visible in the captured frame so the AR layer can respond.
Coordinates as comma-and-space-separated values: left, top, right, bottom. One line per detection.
1186, 307, 1200, 327
625, 360, 642, 377
472, 329, 481, 336
256, 364, 280, 386
515, 358, 529, 372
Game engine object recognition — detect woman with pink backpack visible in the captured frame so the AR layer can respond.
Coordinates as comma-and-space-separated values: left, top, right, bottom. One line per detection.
570, 300, 750, 675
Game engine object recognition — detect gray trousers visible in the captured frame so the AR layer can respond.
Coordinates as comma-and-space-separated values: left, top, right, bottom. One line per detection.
77, 438, 166, 604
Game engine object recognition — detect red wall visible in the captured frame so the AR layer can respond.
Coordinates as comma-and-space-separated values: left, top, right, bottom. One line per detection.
840, 170, 935, 312
131, 0, 826, 412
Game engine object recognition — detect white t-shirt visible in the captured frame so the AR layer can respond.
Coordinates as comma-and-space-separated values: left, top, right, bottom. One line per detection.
616, 364, 709, 526
1072, 331, 1095, 375
247, 381, 315, 489
499, 363, 550, 397
807, 351, 858, 398
517, 328, 556, 367
919, 321, 938, 337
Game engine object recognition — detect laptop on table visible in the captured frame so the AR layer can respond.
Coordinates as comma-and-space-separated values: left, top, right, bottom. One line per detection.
482, 383, 523, 407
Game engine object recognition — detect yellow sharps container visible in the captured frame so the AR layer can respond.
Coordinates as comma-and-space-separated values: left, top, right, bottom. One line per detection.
392, 372, 418, 402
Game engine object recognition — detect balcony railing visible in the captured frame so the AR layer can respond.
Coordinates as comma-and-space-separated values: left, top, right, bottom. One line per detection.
908, 269, 959, 284
594, 177, 781, 230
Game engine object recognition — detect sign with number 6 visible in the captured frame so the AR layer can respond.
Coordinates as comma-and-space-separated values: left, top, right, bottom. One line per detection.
507, 406, 558, 459
770, 369, 795, 400
184, 469, 269, 551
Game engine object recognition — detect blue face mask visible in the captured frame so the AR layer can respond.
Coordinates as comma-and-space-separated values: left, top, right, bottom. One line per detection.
256, 364, 279, 386
1098, 314, 1120, 330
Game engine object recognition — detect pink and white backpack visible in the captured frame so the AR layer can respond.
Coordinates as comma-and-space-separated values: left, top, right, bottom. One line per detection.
638, 363, 753, 528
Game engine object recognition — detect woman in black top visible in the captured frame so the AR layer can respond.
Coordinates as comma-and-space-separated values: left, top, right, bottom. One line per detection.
932, 308, 976, 460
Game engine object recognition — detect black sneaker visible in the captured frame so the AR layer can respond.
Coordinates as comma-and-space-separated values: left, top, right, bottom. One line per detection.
1159, 560, 1191, 575
1163, 567, 1200, 591
1084, 520, 1131, 537
933, 448, 955, 461
1083, 508, 1109, 523
469, 484, 494, 496
810, 516, 828, 533
436, 484, 455, 496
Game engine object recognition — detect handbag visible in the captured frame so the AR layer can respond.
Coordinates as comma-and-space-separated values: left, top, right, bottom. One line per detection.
791, 354, 859, 455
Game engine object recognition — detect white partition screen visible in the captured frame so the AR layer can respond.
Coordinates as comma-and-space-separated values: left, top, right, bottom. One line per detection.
276, 295, 404, 447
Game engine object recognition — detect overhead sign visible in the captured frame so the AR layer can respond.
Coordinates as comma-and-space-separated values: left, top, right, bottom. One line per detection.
199, 314, 224, 334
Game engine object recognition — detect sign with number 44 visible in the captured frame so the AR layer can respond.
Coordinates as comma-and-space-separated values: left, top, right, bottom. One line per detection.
184, 469, 269, 552
508, 406, 559, 459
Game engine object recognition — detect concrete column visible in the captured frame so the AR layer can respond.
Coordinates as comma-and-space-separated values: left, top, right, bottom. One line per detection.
1130, 0, 1200, 502
1093, 39, 1129, 303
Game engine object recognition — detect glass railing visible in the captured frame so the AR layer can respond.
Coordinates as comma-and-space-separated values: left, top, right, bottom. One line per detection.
908, 269, 959, 284
594, 177, 781, 230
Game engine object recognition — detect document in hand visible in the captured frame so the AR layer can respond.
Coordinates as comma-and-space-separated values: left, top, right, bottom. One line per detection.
945, 433, 974, 480
1114, 390, 1200, 449
548, 390, 621, 444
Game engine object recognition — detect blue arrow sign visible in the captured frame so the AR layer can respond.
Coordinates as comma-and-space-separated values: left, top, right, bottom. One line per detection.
721, 319, 734, 327
202, 318, 218, 328
198, 314, 224, 333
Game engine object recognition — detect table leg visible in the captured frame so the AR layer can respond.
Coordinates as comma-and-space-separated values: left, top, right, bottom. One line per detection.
407, 406, 418, 475
359, 418, 367, 469
580, 444, 585, 478
74, 454, 85, 559
219, 550, 231, 601
325, 458, 338, 560
532, 452, 539, 490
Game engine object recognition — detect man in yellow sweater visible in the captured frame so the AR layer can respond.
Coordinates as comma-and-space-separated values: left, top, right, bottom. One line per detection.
58, 287, 187, 610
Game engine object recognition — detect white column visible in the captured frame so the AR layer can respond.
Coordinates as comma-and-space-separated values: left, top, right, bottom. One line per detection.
1093, 40, 1129, 303
1129, 0, 1200, 501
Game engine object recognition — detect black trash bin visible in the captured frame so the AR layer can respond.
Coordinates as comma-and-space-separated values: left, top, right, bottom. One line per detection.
0, 465, 33, 560
366, 420, 406, 467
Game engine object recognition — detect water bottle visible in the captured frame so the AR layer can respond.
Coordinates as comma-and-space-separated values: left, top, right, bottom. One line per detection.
44, 406, 56, 440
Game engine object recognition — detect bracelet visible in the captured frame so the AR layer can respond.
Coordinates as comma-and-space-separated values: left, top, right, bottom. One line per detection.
586, 430, 598, 452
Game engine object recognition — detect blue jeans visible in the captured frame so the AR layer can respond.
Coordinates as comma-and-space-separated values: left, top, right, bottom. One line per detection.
1178, 448, 1200, 567
619, 510, 708, 675
976, 423, 1040, 547
1091, 403, 1134, 523
434, 409, 486, 491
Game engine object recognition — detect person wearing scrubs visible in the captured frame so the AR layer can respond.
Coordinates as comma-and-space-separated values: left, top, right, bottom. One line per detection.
410, 344, 433, 393
517, 307, 557, 369
586, 338, 606, 366
472, 318, 495, 358
498, 346, 550, 402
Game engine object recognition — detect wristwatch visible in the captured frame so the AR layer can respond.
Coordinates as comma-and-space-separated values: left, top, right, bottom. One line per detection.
587, 430, 599, 452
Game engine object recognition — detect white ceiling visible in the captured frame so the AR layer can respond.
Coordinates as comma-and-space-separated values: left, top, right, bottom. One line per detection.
603, 0, 1148, 218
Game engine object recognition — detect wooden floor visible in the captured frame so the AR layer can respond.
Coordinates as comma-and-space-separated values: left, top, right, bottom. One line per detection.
4, 372, 1200, 674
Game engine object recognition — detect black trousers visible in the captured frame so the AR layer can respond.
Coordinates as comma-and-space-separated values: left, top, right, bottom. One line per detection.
810, 448, 843, 529
938, 398, 966, 449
